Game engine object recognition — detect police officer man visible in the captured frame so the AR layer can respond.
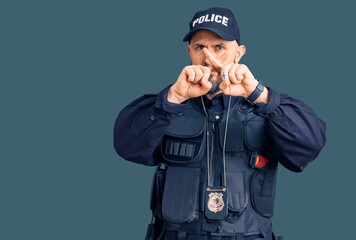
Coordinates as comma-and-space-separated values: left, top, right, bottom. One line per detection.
114, 7, 326, 240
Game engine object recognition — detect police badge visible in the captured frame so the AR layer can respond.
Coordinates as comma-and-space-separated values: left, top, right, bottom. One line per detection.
208, 192, 224, 212
205, 186, 228, 219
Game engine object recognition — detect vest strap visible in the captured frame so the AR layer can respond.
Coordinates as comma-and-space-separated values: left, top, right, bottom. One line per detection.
202, 223, 221, 233
177, 230, 187, 240
162, 222, 268, 239
236, 233, 244, 240
163, 222, 223, 235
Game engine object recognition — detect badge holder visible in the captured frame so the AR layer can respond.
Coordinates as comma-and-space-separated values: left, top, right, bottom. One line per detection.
201, 94, 232, 220
205, 186, 228, 219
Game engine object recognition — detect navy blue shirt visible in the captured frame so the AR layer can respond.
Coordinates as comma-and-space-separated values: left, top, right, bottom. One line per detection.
114, 85, 326, 172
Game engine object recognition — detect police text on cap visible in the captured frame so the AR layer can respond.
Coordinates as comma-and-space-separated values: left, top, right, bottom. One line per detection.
192, 14, 229, 28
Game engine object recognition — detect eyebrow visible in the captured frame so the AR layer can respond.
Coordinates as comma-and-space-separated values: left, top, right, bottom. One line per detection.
193, 43, 226, 47
193, 43, 206, 48
215, 43, 226, 47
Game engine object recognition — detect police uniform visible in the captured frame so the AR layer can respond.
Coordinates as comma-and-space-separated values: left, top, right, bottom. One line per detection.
113, 7, 326, 240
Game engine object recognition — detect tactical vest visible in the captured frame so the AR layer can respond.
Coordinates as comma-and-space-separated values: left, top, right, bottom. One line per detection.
148, 97, 278, 239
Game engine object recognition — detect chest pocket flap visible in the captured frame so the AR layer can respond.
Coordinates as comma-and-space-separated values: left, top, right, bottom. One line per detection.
163, 116, 206, 163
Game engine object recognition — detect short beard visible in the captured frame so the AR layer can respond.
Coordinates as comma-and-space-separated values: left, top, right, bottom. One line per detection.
207, 74, 223, 95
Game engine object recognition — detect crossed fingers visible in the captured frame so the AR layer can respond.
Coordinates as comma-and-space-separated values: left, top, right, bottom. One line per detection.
203, 47, 251, 84
202, 48, 229, 71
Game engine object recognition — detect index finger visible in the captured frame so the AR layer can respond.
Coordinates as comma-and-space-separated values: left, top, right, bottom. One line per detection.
203, 48, 224, 70
218, 51, 229, 66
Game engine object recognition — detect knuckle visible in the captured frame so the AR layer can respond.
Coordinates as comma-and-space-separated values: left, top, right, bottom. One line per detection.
195, 73, 203, 80
183, 66, 190, 74
186, 68, 194, 76
185, 65, 193, 71
241, 64, 248, 71
229, 72, 234, 79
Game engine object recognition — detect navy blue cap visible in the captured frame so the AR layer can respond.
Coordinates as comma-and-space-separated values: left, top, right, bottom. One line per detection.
183, 7, 240, 44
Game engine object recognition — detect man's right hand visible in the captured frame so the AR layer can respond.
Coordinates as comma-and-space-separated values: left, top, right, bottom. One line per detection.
167, 65, 212, 104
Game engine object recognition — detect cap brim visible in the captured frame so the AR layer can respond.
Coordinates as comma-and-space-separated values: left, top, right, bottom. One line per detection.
183, 27, 236, 42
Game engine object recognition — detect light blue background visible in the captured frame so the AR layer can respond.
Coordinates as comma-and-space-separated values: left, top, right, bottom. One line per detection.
1, 0, 355, 239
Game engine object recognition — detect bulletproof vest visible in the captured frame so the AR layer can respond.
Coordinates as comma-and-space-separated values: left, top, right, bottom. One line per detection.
149, 97, 278, 239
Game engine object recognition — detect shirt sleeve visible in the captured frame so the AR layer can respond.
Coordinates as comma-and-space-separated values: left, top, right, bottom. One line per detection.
255, 87, 327, 172
113, 85, 185, 166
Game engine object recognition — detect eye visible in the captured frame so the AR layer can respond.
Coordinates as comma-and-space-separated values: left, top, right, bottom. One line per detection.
195, 45, 205, 50
216, 45, 224, 50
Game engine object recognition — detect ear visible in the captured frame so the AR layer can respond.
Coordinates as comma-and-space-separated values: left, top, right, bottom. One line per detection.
187, 45, 191, 55
234, 45, 246, 63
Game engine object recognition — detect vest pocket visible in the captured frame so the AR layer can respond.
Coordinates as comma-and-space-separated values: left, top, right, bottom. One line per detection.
225, 171, 248, 222
250, 163, 278, 218
244, 116, 267, 151
162, 166, 201, 223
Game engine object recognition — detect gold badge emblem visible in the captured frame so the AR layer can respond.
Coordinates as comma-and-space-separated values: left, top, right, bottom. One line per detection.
207, 192, 225, 213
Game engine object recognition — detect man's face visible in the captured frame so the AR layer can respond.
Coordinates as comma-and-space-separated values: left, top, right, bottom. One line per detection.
188, 30, 245, 95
